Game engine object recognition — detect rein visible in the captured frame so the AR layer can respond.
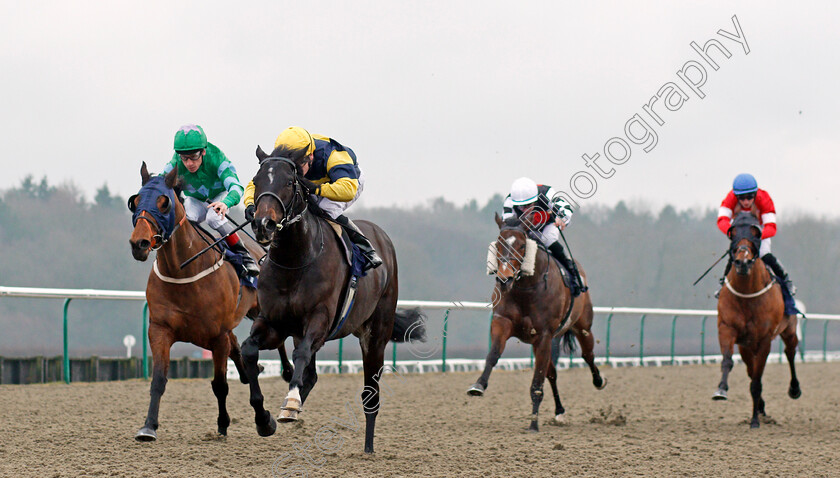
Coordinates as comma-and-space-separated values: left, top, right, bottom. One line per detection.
254, 157, 308, 232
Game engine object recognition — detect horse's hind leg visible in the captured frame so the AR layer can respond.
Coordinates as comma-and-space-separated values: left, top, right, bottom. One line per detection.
780, 317, 802, 399
136, 324, 174, 442
242, 318, 281, 437
545, 363, 565, 423
227, 331, 250, 385
279, 341, 294, 383
527, 336, 552, 432
713, 323, 737, 400
468, 317, 512, 396
574, 325, 606, 390
210, 334, 232, 436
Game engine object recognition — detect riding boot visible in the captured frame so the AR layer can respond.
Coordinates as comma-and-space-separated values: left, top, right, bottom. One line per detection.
226, 235, 260, 277
762, 253, 796, 296
333, 215, 383, 271
548, 242, 584, 297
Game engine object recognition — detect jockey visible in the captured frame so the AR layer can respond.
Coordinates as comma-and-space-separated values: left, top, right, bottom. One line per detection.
243, 126, 383, 271
717, 173, 795, 295
162, 124, 259, 276
502, 177, 585, 296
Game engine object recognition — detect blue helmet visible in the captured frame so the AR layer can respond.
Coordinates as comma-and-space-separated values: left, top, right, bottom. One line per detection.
732, 173, 758, 195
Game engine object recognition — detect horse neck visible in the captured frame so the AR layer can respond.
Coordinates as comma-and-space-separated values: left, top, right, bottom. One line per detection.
155, 205, 218, 276
728, 256, 771, 293
268, 211, 322, 267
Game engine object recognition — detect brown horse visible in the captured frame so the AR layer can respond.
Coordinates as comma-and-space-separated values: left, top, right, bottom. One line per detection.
713, 212, 800, 428
468, 212, 606, 432
128, 163, 291, 441
241, 149, 425, 454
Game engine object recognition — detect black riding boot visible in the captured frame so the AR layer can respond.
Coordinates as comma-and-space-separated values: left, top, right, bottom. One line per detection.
762, 253, 796, 296
548, 242, 584, 297
228, 238, 260, 277
334, 215, 383, 271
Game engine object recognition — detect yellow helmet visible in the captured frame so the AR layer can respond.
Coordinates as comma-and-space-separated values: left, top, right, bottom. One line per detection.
274, 126, 315, 157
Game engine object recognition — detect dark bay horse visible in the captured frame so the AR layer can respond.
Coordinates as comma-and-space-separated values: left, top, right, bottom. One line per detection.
128, 163, 291, 441
241, 148, 425, 454
468, 213, 606, 432
714, 212, 800, 428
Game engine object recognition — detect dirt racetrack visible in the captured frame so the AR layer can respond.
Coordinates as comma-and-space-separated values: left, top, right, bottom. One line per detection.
1, 361, 839, 477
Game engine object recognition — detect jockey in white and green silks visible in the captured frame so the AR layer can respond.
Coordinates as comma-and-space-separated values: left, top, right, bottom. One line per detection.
162, 124, 259, 276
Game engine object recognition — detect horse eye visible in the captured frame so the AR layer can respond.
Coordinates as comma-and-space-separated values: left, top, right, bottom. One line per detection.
287, 179, 294, 186
159, 196, 171, 214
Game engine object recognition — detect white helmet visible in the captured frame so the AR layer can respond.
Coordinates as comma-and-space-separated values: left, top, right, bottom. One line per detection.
510, 177, 539, 206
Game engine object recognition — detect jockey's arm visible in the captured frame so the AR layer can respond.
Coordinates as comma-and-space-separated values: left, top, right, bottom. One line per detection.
318, 151, 359, 202
243, 180, 255, 207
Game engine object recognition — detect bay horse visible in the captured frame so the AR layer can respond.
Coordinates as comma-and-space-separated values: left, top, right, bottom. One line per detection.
128, 163, 292, 441
468, 212, 606, 432
241, 148, 425, 454
713, 211, 801, 428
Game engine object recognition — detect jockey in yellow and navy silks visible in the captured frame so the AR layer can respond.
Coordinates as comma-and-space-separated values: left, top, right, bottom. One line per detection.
163, 124, 259, 276
243, 126, 383, 271
502, 177, 584, 296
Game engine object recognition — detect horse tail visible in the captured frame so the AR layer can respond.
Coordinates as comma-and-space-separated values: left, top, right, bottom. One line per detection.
392, 308, 427, 343
559, 329, 576, 354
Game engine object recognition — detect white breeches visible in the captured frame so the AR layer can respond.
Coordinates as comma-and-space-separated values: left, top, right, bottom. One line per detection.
315, 169, 366, 220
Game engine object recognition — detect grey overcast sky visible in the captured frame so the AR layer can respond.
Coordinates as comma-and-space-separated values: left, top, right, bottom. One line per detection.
1, 1, 838, 218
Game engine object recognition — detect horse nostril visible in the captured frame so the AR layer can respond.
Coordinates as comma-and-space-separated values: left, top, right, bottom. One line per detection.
261, 217, 276, 232
138, 239, 151, 250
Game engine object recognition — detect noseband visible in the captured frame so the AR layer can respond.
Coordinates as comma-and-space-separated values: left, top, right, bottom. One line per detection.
254, 157, 308, 232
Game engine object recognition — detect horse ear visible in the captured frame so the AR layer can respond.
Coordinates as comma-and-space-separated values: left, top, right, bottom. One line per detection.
256, 145, 269, 162
140, 162, 151, 185
494, 212, 503, 229
164, 166, 178, 189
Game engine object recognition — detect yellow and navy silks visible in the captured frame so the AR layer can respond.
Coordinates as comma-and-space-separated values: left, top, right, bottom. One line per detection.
243, 134, 360, 206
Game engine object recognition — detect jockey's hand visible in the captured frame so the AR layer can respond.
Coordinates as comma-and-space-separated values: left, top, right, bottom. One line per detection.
298, 177, 321, 196
555, 216, 567, 231
208, 201, 228, 217
244, 204, 256, 222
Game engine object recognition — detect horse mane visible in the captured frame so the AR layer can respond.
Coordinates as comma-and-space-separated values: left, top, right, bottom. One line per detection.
503, 216, 521, 228
269, 145, 308, 174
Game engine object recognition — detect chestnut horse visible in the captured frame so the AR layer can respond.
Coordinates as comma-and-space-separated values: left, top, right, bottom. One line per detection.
468, 213, 606, 432
714, 212, 801, 428
241, 149, 425, 454
128, 163, 291, 441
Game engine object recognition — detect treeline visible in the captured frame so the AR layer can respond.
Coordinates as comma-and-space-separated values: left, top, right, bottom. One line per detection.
1, 177, 838, 357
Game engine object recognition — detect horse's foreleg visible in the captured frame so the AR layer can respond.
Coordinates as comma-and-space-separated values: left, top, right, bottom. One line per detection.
280, 332, 321, 422
299, 351, 318, 404
545, 363, 565, 422
574, 326, 606, 390
468, 317, 512, 396
136, 324, 173, 442
227, 331, 249, 385
528, 337, 552, 432
781, 318, 802, 399
714, 324, 737, 400
748, 341, 772, 428
210, 334, 232, 436
242, 319, 280, 437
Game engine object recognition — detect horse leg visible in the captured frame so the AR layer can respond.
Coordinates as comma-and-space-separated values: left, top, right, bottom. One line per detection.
227, 331, 250, 385
468, 317, 512, 396
545, 363, 565, 423
298, 351, 318, 404
713, 324, 737, 400
136, 324, 174, 441
210, 334, 232, 436
241, 318, 281, 437
279, 341, 294, 383
279, 330, 323, 422
781, 318, 802, 399
527, 337, 552, 432
748, 341, 772, 429
574, 326, 606, 390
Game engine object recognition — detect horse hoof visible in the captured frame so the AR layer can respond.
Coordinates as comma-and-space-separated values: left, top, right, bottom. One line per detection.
750, 420, 760, 429
467, 384, 485, 396
257, 414, 277, 437
278, 409, 300, 422
528, 424, 539, 433
553, 413, 566, 424
789, 387, 802, 400
595, 376, 607, 390
712, 389, 728, 401
135, 427, 157, 442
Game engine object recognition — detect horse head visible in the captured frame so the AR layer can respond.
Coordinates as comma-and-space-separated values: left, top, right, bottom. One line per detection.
128, 163, 182, 261
727, 212, 763, 276
251, 145, 309, 244
493, 212, 531, 292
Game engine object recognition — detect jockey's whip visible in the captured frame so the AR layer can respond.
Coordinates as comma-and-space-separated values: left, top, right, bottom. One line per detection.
557, 226, 584, 287
204, 200, 267, 251
179, 219, 251, 270
692, 250, 729, 286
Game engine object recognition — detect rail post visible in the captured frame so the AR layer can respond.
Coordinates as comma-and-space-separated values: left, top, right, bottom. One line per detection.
62, 298, 72, 384
800, 318, 807, 362
338, 338, 343, 374
441, 309, 450, 372
639, 315, 646, 365
670, 315, 678, 365
605, 313, 613, 366
700, 316, 708, 364
392, 342, 397, 369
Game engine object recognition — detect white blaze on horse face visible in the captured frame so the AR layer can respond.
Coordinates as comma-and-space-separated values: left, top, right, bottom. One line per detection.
505, 236, 516, 246
267, 166, 275, 185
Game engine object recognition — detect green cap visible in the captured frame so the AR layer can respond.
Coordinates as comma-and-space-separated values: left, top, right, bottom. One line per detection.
174, 124, 207, 152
